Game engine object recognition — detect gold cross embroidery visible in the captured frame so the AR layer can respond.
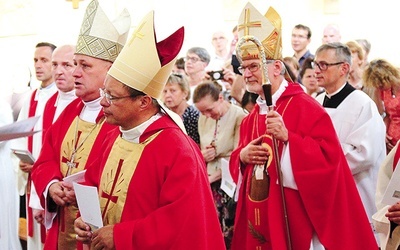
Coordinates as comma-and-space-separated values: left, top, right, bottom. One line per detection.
238, 8, 262, 36
128, 22, 146, 46
101, 159, 124, 220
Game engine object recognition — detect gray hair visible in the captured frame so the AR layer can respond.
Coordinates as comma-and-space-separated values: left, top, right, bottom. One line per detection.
315, 42, 352, 66
187, 47, 210, 64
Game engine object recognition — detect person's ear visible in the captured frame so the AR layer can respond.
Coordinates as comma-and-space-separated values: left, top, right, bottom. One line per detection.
138, 95, 153, 109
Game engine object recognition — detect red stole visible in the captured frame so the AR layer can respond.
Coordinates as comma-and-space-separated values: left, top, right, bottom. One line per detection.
26, 89, 47, 243
27, 89, 38, 152
42, 92, 58, 137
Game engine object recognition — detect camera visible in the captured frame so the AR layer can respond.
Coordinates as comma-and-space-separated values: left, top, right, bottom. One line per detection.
207, 70, 224, 81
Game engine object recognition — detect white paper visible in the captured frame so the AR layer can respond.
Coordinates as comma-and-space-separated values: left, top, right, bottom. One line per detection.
0, 116, 40, 141
63, 170, 87, 184
382, 160, 400, 205
73, 182, 103, 230
220, 158, 236, 198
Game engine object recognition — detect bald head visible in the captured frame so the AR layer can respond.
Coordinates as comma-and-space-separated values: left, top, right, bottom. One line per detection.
322, 24, 341, 44
52, 45, 76, 92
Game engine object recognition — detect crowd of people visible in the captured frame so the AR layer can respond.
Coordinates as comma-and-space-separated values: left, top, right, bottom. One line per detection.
2, 0, 400, 249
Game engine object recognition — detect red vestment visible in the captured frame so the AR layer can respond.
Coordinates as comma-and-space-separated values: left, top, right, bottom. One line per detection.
84, 115, 225, 250
230, 83, 378, 249
42, 92, 58, 136
27, 89, 57, 243
31, 98, 117, 249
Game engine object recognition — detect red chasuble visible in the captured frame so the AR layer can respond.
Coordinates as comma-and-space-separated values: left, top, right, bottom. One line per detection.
84, 116, 225, 250
31, 98, 117, 250
230, 83, 378, 249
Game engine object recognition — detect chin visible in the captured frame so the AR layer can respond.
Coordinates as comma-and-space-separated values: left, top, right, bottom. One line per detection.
246, 84, 262, 95
105, 117, 117, 125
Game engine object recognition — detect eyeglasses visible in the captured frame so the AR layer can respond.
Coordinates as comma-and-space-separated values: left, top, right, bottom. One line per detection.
312, 61, 344, 71
185, 56, 203, 63
238, 63, 261, 74
99, 88, 135, 105
171, 73, 183, 78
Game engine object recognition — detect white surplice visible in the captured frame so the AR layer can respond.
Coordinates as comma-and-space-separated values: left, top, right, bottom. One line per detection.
316, 88, 386, 246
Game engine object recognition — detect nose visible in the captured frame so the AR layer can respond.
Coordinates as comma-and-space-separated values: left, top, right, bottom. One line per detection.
72, 65, 81, 78
243, 67, 253, 77
35, 61, 42, 69
100, 96, 110, 107
54, 65, 62, 75
313, 64, 321, 74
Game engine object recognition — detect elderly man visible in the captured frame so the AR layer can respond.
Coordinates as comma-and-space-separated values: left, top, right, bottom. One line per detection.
30, 0, 130, 248
229, 2, 377, 249
74, 11, 225, 250
322, 23, 342, 44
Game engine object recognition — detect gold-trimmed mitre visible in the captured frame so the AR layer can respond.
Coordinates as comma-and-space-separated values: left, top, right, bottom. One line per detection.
108, 11, 184, 99
237, 2, 282, 61
108, 11, 186, 133
76, 0, 131, 62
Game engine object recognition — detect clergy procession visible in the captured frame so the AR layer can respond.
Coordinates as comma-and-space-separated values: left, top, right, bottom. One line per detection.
2, 0, 400, 249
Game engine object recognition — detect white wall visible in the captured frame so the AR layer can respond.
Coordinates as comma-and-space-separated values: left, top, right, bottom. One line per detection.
0, 0, 399, 98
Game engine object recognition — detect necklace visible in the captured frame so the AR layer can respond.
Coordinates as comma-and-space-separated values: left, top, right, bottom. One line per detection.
66, 118, 99, 176
210, 119, 219, 148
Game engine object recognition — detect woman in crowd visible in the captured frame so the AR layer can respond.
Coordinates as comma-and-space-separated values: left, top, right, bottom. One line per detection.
363, 59, 400, 153
300, 57, 324, 97
162, 74, 200, 145
193, 81, 247, 249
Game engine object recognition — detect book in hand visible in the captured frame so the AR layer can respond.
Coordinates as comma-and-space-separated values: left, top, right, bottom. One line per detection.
11, 149, 35, 165
382, 160, 400, 206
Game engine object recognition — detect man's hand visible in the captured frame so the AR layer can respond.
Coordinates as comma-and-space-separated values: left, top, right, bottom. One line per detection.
62, 181, 77, 206
74, 217, 93, 244
49, 182, 68, 206
222, 68, 236, 86
19, 160, 33, 173
33, 209, 44, 224
92, 225, 115, 250
386, 202, 400, 225
266, 110, 288, 143
239, 136, 270, 165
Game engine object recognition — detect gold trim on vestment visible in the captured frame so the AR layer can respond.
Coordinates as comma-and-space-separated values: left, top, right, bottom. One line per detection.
58, 116, 105, 249
99, 131, 161, 226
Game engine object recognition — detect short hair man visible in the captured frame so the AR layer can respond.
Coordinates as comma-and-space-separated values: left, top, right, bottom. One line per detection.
16, 41, 57, 250
207, 30, 230, 70
28, 44, 78, 236
74, 11, 225, 249
229, 3, 378, 249
30, 0, 131, 248
291, 24, 313, 67
322, 23, 342, 44
314, 42, 386, 246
